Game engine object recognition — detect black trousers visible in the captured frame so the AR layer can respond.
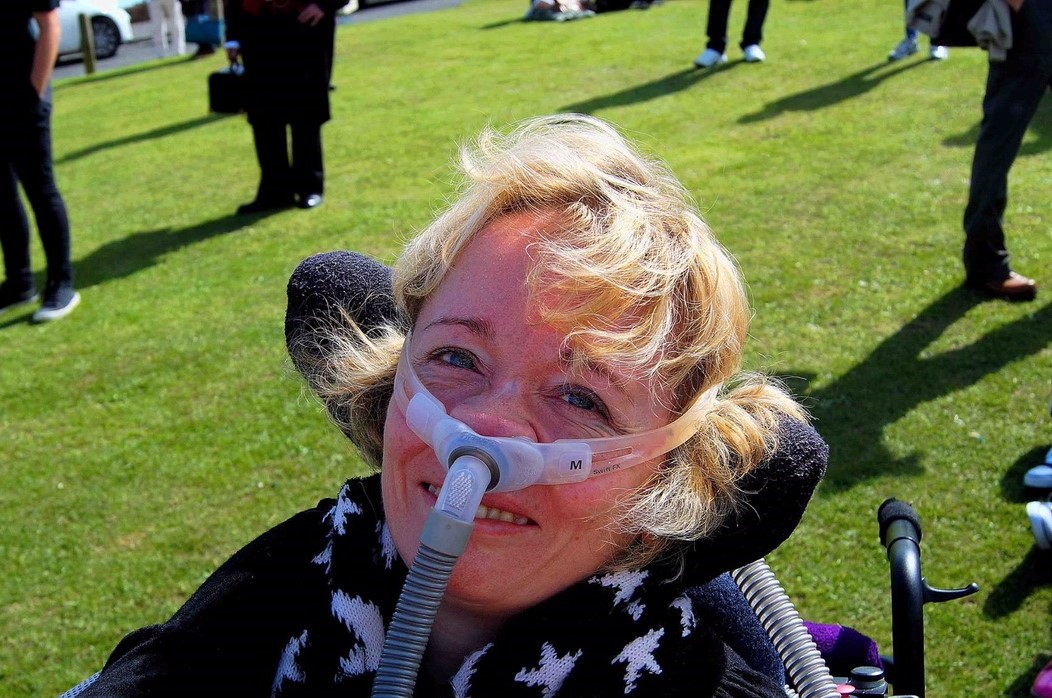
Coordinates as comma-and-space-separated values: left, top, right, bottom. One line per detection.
963, 1, 1052, 284
705, 0, 769, 53
251, 118, 324, 201
0, 89, 73, 292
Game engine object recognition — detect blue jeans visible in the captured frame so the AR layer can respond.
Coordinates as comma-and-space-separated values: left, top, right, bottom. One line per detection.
904, 0, 918, 42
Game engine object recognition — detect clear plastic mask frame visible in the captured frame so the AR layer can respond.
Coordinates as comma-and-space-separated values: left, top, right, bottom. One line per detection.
392, 332, 719, 492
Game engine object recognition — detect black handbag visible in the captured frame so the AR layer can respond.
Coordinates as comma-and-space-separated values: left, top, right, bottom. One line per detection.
208, 62, 245, 114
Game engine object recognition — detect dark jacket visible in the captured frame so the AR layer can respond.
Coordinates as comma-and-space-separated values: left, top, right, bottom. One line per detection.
224, 0, 348, 123
75, 475, 810, 697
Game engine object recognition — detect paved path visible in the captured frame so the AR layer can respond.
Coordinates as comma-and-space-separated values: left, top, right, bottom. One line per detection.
54, 0, 462, 81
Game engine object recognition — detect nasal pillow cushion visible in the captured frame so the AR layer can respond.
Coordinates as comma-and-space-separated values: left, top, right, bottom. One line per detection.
285, 251, 828, 577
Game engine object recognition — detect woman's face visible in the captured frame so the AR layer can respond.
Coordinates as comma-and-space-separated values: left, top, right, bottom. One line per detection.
381, 211, 675, 622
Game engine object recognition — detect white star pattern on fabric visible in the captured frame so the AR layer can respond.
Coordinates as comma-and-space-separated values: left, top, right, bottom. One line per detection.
271, 629, 309, 696
312, 539, 333, 573
451, 642, 493, 698
591, 570, 648, 614
331, 590, 385, 675
613, 627, 664, 694
332, 486, 363, 536
671, 595, 696, 637
377, 521, 397, 569
513, 642, 583, 697
626, 599, 645, 621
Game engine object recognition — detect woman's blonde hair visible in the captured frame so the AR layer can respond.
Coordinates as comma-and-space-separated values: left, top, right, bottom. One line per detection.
307, 113, 806, 569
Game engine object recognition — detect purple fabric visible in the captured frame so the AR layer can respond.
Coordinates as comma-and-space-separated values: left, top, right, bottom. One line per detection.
804, 622, 883, 677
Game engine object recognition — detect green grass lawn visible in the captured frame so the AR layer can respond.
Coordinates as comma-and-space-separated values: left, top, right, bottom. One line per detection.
3, 0, 1051, 694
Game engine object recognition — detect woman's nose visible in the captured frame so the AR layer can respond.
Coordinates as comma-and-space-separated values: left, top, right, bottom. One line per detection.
446, 384, 538, 441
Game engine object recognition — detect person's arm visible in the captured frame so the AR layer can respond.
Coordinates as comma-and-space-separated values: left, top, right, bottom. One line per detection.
31, 8, 61, 97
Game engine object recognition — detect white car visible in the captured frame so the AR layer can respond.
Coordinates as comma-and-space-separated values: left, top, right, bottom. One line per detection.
56, 0, 135, 60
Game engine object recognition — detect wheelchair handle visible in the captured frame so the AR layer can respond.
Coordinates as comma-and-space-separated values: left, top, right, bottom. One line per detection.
877, 498, 979, 698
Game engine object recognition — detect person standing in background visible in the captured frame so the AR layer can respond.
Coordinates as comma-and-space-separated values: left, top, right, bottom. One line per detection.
225, 0, 349, 215
0, 0, 80, 323
694, 0, 770, 68
149, 0, 188, 58
887, 0, 949, 61
181, 0, 217, 57
962, 0, 1048, 300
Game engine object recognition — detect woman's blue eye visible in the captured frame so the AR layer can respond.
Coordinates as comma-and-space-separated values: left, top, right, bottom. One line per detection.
563, 388, 605, 416
437, 349, 475, 370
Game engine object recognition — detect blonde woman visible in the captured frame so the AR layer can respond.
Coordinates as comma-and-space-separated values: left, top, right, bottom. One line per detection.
79, 114, 826, 696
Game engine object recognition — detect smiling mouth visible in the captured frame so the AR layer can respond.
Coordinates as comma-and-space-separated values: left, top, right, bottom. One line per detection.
427, 484, 532, 525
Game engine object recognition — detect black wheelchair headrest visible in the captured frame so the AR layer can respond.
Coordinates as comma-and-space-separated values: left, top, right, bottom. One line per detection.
285, 252, 827, 580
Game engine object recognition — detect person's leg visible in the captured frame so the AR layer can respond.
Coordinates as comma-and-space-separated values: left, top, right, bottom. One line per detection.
238, 118, 294, 213
290, 120, 324, 203
904, 0, 917, 41
148, 0, 168, 57
0, 160, 35, 294
962, 59, 1045, 285
740, 0, 769, 49
705, 0, 732, 53
166, 0, 187, 56
11, 95, 73, 291
888, 0, 920, 60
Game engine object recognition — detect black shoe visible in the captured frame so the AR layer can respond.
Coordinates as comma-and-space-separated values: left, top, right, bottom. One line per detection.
0, 281, 39, 316
236, 196, 294, 215
298, 193, 324, 209
32, 281, 80, 323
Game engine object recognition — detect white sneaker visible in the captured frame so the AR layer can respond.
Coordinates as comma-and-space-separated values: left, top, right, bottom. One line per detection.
743, 44, 766, 63
1026, 464, 1052, 489
694, 48, 727, 68
887, 37, 919, 62
1027, 501, 1052, 550
929, 45, 949, 60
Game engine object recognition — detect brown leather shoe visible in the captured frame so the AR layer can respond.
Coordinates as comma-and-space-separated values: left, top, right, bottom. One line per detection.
977, 271, 1037, 301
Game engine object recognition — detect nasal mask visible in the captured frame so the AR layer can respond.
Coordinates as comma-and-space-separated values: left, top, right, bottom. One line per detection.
392, 332, 720, 493
372, 334, 719, 698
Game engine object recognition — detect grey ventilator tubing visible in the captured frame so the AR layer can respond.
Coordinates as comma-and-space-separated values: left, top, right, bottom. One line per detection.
371, 455, 491, 698
732, 560, 841, 698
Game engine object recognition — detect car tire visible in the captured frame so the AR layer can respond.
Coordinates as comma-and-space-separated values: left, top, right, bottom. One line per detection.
91, 16, 121, 59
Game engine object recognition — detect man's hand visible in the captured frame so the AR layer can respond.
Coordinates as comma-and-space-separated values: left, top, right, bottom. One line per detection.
298, 2, 325, 26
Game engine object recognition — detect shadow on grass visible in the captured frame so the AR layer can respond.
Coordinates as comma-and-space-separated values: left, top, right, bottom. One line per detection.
54, 54, 197, 89
1006, 653, 1051, 698
942, 96, 1052, 157
57, 113, 232, 164
0, 210, 281, 331
560, 63, 742, 114
480, 16, 523, 29
1000, 445, 1052, 504
739, 59, 929, 124
74, 209, 282, 292
983, 546, 1052, 619
781, 288, 1052, 492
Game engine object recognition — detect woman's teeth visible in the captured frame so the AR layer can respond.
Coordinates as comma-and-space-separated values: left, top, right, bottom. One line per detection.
427, 484, 530, 525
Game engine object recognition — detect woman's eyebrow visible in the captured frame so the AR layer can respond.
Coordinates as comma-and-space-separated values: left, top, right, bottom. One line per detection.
421, 316, 494, 338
